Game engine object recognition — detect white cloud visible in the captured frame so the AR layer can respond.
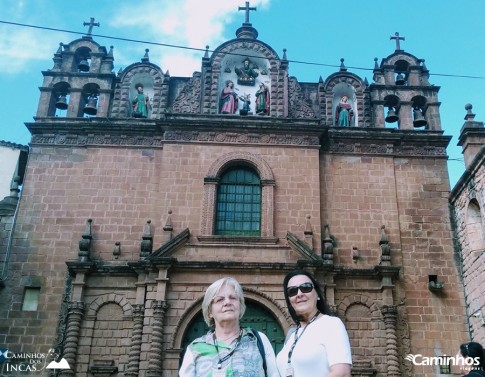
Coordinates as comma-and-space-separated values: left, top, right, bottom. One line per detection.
110, 0, 272, 75
0, 27, 62, 74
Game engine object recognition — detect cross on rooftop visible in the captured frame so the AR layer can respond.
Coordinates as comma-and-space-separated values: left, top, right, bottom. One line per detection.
238, 1, 257, 24
390, 32, 405, 51
83, 17, 100, 36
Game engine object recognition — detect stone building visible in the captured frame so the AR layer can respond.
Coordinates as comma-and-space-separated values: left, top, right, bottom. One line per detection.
0, 7, 471, 377
449, 104, 485, 346
0, 140, 28, 288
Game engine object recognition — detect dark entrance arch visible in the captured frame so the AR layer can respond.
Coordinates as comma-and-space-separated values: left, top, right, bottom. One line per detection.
181, 300, 285, 360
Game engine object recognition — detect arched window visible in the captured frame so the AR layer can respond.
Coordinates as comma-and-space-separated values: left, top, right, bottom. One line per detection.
466, 199, 484, 252
215, 167, 261, 236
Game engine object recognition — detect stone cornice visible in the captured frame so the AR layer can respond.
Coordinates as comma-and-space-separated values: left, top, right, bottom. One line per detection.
323, 127, 451, 157
27, 117, 451, 155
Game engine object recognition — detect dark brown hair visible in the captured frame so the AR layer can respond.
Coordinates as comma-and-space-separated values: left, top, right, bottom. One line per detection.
283, 270, 334, 323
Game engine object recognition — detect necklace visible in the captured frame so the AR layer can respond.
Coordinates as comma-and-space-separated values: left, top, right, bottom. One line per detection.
287, 310, 320, 365
213, 328, 243, 369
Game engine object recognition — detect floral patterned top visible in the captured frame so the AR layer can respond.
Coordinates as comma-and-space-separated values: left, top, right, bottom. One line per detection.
179, 328, 279, 377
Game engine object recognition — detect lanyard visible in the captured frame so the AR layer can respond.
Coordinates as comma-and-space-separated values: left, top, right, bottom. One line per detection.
287, 311, 319, 364
213, 328, 243, 369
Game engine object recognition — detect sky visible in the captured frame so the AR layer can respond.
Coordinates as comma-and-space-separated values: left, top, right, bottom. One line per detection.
1, 0, 485, 188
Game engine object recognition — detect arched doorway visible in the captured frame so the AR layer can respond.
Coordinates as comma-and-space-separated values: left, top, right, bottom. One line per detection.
181, 300, 285, 364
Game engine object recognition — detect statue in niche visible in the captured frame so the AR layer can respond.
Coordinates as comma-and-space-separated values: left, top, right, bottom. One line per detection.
132, 84, 150, 118
220, 80, 239, 114
335, 95, 353, 126
239, 93, 251, 115
255, 83, 270, 115
235, 57, 259, 86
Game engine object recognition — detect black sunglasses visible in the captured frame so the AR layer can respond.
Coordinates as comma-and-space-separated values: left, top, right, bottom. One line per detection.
287, 282, 314, 297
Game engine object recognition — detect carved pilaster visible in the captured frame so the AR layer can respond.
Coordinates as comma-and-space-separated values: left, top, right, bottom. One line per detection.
78, 219, 92, 262
381, 305, 401, 377
201, 181, 217, 235
125, 304, 145, 377
322, 224, 334, 265
59, 301, 84, 376
147, 300, 169, 377
140, 220, 153, 259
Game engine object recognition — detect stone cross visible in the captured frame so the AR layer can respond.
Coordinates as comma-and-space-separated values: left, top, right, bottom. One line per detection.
238, 1, 257, 24
390, 32, 405, 51
83, 17, 100, 36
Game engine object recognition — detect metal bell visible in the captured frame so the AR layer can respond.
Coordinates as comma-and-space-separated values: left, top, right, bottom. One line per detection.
55, 94, 68, 110
83, 96, 98, 115
395, 73, 405, 85
413, 109, 427, 127
78, 59, 90, 72
385, 108, 399, 123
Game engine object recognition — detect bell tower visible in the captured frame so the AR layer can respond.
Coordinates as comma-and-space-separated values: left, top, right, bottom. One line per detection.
369, 32, 441, 130
36, 18, 116, 119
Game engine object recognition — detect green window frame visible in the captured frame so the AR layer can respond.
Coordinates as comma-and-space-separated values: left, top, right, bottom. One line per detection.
215, 167, 261, 236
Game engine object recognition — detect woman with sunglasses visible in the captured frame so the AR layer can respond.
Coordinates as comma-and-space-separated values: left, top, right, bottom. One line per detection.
276, 270, 352, 377
457, 341, 485, 376
179, 277, 279, 377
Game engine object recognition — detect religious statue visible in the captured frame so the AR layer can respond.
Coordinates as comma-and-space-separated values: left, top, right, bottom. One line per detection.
255, 83, 270, 115
239, 93, 251, 115
132, 85, 150, 118
220, 80, 239, 114
335, 95, 353, 126
235, 57, 259, 86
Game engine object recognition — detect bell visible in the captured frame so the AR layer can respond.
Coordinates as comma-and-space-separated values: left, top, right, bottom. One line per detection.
55, 95, 68, 110
385, 108, 399, 123
395, 73, 405, 85
83, 97, 98, 115
78, 59, 90, 72
413, 109, 427, 127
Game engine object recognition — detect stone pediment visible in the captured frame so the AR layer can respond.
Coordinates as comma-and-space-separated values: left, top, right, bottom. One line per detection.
150, 228, 190, 259
286, 231, 322, 262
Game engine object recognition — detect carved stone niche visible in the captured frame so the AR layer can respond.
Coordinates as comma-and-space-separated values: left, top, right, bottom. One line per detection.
89, 359, 118, 377
351, 360, 377, 377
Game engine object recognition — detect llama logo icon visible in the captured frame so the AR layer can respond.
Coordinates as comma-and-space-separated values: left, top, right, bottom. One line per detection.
46, 358, 70, 370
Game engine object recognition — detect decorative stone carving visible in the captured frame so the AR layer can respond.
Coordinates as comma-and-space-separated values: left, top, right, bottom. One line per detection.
288, 77, 316, 118
147, 300, 169, 377
126, 304, 145, 377
78, 219, 92, 262
140, 220, 153, 259
381, 305, 401, 376
60, 301, 85, 376
171, 73, 201, 113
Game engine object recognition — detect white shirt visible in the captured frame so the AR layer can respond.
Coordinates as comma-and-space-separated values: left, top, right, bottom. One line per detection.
276, 315, 352, 377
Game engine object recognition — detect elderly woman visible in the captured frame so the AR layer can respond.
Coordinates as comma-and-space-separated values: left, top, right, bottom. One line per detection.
179, 277, 279, 377
457, 342, 485, 376
276, 270, 352, 377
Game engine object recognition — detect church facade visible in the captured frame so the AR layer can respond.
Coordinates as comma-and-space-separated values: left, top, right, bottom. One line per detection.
0, 7, 471, 377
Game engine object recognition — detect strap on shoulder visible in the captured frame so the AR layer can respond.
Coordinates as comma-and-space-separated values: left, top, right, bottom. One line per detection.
250, 328, 267, 377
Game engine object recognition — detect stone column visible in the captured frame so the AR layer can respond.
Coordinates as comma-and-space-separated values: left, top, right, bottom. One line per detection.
147, 300, 169, 377
125, 304, 145, 377
60, 301, 84, 376
398, 102, 413, 130
381, 305, 401, 376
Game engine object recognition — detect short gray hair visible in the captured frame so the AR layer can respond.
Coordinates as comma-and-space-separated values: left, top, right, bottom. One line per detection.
202, 277, 246, 328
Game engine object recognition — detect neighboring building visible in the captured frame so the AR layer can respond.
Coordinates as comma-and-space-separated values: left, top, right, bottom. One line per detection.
0, 8, 470, 377
449, 104, 485, 346
0, 140, 28, 288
